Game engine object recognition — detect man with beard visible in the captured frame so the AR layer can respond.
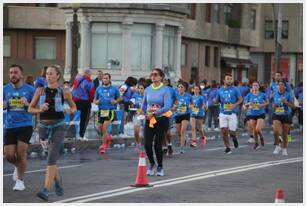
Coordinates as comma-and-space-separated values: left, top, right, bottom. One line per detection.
4, 64, 35, 191
214, 73, 242, 154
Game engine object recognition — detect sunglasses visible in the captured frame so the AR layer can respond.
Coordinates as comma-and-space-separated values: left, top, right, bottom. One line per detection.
150, 72, 159, 77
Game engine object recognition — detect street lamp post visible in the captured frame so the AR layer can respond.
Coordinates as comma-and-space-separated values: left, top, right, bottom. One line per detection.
71, 3, 80, 82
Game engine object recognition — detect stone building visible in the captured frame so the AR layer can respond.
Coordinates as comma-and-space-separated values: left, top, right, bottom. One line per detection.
4, 3, 301, 85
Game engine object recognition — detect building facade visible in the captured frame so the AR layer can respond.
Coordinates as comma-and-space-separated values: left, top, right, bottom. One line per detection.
4, 3, 301, 85
250, 3, 303, 85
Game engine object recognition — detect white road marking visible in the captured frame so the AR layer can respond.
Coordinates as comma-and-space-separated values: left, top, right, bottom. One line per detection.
3, 164, 81, 177
56, 157, 302, 203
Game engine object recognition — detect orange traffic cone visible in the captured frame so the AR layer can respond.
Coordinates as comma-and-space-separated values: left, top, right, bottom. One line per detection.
275, 188, 285, 203
131, 150, 153, 187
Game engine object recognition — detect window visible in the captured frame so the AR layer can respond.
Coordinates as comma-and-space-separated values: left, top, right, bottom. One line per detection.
131, 24, 153, 71
187, 4, 196, 20
205, 46, 210, 67
250, 9, 256, 30
91, 23, 122, 69
282, 20, 289, 39
265, 20, 289, 39
224, 4, 233, 26
163, 26, 177, 70
265, 20, 274, 39
181, 43, 187, 66
214, 47, 219, 67
206, 4, 211, 23
34, 37, 56, 59
213, 4, 220, 23
4, 35, 11, 57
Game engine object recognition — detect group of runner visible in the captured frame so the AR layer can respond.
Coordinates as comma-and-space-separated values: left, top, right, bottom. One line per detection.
3, 64, 302, 201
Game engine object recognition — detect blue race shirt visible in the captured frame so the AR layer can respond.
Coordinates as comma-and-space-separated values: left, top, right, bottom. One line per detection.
272, 91, 293, 115
167, 86, 176, 106
175, 93, 192, 116
191, 95, 206, 117
238, 85, 250, 98
207, 87, 218, 106
216, 86, 242, 114
244, 92, 267, 116
130, 92, 144, 109
95, 85, 120, 110
4, 83, 35, 128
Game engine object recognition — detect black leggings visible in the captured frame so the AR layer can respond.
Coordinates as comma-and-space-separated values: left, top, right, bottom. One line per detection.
144, 116, 169, 168
75, 100, 91, 137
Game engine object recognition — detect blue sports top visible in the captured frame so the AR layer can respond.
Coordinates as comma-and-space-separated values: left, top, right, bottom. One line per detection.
244, 92, 267, 116
142, 84, 172, 117
4, 83, 35, 128
191, 95, 206, 117
175, 92, 192, 116
95, 85, 120, 110
216, 85, 242, 114
272, 91, 293, 115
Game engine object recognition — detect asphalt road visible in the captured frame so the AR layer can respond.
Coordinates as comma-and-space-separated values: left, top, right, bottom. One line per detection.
3, 129, 303, 203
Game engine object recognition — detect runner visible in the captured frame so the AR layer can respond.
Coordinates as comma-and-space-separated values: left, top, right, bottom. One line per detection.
4, 64, 35, 191
190, 85, 207, 147
174, 81, 192, 154
243, 82, 269, 150
131, 83, 146, 150
163, 78, 176, 156
272, 81, 295, 156
141, 68, 171, 176
214, 73, 242, 154
94, 73, 122, 154
28, 65, 76, 201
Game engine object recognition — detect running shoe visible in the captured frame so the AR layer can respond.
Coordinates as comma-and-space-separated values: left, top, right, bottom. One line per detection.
248, 137, 255, 143
167, 145, 173, 156
13, 179, 25, 191
37, 187, 49, 201
273, 145, 282, 154
156, 167, 164, 176
190, 140, 197, 147
232, 137, 239, 148
99, 145, 106, 154
208, 127, 213, 131
260, 137, 264, 146
201, 136, 207, 145
179, 147, 185, 154
282, 148, 288, 156
147, 163, 155, 176
54, 178, 64, 196
214, 128, 220, 132
13, 167, 18, 181
253, 143, 260, 150
224, 147, 232, 154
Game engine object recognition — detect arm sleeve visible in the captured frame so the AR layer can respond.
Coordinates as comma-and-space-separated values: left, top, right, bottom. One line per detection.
141, 89, 148, 113
156, 87, 172, 116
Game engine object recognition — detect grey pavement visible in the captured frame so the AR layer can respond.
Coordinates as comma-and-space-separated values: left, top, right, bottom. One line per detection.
3, 129, 303, 203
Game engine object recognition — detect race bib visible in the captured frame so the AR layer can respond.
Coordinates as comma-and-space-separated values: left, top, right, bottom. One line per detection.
223, 103, 232, 111
178, 106, 187, 113
275, 106, 285, 114
192, 107, 199, 114
253, 102, 260, 110
100, 110, 110, 117
9, 97, 25, 111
